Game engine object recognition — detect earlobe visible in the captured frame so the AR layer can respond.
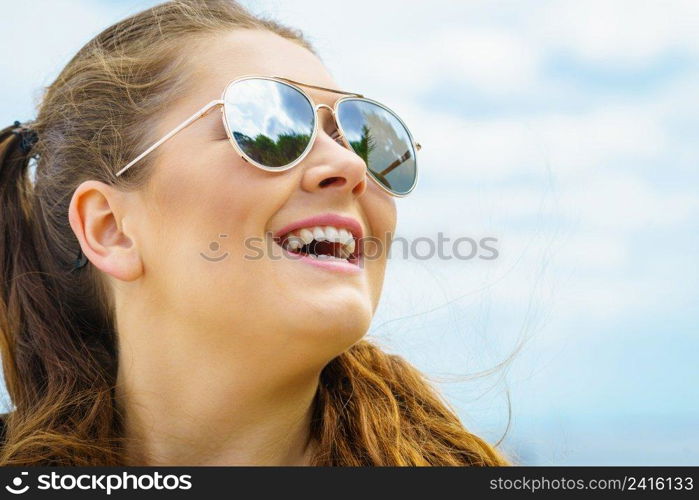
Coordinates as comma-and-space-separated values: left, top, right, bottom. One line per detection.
68, 180, 143, 281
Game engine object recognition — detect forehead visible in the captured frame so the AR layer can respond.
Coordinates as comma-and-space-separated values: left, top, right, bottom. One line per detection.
188, 29, 342, 104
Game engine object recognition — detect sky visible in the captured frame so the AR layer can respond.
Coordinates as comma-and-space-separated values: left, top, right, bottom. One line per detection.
1, 0, 697, 465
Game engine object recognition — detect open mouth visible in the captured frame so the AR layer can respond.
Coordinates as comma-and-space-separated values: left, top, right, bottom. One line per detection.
274, 225, 360, 265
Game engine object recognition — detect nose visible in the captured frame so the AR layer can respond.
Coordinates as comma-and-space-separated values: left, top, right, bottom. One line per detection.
299, 105, 368, 198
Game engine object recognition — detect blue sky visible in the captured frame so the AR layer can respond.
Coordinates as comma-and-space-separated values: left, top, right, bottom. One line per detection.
1, 0, 697, 464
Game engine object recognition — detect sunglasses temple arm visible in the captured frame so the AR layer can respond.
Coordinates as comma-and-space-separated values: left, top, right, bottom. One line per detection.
115, 99, 224, 177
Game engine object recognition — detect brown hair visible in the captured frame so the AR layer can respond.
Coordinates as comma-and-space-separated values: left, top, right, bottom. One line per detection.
0, 0, 509, 465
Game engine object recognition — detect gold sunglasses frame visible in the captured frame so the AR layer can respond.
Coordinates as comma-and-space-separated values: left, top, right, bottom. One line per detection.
115, 75, 421, 197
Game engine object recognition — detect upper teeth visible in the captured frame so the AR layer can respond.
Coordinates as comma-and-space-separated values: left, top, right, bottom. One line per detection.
283, 225, 356, 255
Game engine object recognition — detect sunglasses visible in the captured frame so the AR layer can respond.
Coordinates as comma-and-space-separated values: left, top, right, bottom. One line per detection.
115, 75, 420, 196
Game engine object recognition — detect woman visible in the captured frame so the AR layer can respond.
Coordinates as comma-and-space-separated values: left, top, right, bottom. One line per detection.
0, 0, 509, 466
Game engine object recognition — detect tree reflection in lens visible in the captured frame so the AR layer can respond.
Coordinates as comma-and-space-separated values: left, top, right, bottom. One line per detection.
340, 101, 416, 194
233, 130, 311, 168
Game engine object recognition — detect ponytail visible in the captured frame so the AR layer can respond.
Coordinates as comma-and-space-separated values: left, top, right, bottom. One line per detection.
0, 123, 124, 465
0, 121, 47, 404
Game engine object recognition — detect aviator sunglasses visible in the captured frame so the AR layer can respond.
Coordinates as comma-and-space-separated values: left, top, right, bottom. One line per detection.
115, 75, 420, 196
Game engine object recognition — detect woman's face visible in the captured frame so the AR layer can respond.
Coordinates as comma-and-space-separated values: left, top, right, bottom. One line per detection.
127, 30, 396, 372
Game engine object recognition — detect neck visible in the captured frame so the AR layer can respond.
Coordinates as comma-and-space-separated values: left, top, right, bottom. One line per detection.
115, 307, 321, 466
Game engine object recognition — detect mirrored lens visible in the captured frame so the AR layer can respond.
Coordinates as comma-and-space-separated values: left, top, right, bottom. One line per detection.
336, 99, 417, 195
223, 79, 315, 168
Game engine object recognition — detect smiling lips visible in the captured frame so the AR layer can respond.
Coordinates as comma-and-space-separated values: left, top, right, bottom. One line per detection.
273, 214, 363, 269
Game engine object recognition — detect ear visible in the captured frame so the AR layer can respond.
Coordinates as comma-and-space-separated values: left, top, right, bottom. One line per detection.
68, 180, 143, 281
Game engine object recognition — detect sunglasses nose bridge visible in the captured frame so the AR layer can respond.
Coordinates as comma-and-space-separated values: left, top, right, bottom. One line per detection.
315, 103, 334, 113
314, 103, 337, 123
314, 103, 343, 138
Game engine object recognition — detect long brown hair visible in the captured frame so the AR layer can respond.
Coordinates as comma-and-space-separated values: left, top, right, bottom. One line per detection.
0, 0, 509, 466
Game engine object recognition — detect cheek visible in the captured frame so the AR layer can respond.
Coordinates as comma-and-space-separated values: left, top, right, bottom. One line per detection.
362, 189, 397, 306
365, 182, 398, 251
146, 157, 247, 253
136, 147, 294, 314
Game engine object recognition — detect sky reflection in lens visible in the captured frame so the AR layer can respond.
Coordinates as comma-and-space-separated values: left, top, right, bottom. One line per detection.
224, 79, 314, 168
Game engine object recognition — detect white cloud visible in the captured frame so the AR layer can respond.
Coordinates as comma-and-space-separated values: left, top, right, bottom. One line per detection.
533, 106, 668, 175
534, 0, 699, 65
560, 174, 699, 231
402, 101, 669, 186
354, 28, 541, 99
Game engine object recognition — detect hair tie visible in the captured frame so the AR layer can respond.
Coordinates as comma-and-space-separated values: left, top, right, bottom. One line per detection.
72, 248, 89, 271
11, 120, 39, 154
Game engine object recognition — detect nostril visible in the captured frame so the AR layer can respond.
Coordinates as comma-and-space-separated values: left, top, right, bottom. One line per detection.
352, 177, 367, 196
319, 176, 346, 188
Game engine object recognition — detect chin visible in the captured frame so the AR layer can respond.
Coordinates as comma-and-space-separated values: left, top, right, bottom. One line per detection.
284, 292, 373, 355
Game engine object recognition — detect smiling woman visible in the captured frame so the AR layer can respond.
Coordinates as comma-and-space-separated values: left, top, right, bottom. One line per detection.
0, 0, 508, 466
